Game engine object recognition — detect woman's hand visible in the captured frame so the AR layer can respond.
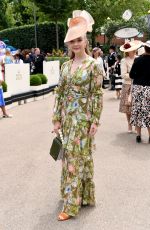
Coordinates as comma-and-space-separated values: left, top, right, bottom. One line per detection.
53, 121, 61, 134
89, 123, 98, 136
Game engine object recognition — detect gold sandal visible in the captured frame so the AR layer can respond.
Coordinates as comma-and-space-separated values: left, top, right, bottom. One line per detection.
58, 212, 70, 221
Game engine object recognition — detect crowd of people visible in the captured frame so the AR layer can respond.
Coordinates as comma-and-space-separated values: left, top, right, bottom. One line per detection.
0, 9, 149, 222
0, 47, 47, 118
0, 47, 46, 74
92, 40, 150, 144
0, 36, 149, 141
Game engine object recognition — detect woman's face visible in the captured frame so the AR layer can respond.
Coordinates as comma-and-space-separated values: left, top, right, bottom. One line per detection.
68, 36, 87, 55
93, 50, 98, 59
128, 50, 136, 57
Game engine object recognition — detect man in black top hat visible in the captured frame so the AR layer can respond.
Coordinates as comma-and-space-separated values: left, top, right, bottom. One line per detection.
107, 45, 116, 90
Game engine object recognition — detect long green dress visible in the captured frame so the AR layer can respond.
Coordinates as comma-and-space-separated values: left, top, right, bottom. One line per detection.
53, 56, 103, 216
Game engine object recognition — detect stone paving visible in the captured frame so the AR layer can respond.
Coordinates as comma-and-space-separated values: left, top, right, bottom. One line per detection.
0, 90, 150, 230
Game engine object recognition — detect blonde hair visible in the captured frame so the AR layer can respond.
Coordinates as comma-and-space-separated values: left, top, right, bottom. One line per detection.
68, 35, 91, 59
124, 50, 136, 57
92, 48, 101, 58
5, 50, 11, 56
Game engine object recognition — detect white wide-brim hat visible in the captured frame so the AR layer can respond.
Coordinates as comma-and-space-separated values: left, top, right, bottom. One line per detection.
120, 40, 143, 52
144, 40, 150, 48
64, 10, 94, 43
137, 46, 145, 56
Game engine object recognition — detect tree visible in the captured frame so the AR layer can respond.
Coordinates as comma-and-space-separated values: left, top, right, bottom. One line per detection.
80, 0, 150, 44
100, 17, 149, 44
0, 0, 9, 30
5, 0, 49, 26
33, 0, 80, 49
1, 0, 150, 45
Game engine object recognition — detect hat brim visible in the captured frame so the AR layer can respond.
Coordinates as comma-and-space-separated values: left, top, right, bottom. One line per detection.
144, 41, 150, 48
64, 25, 87, 43
120, 41, 142, 52
137, 47, 145, 56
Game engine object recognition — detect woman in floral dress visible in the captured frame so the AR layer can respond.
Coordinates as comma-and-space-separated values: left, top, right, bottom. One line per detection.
52, 10, 103, 221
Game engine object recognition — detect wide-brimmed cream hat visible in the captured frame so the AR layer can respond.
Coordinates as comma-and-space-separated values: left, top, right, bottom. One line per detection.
137, 46, 145, 56
120, 40, 143, 52
144, 40, 150, 48
64, 10, 94, 43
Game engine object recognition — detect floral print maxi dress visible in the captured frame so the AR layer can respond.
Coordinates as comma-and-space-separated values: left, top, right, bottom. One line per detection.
52, 56, 103, 216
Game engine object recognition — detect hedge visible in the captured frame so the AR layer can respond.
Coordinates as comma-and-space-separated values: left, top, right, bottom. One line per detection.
0, 22, 65, 52
30, 75, 42, 86
36, 74, 48, 84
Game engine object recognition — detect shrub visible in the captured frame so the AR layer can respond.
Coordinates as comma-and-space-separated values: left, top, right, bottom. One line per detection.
0, 22, 65, 52
30, 75, 42, 86
37, 74, 48, 84
45, 56, 69, 66
51, 49, 64, 57
2, 81, 7, 92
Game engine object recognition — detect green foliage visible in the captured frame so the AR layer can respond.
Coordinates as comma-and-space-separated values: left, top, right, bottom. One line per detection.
30, 75, 42, 86
0, 0, 8, 30
2, 81, 7, 92
0, 22, 65, 51
33, 0, 81, 49
80, 0, 150, 45
1, 0, 49, 28
45, 57, 69, 66
37, 74, 48, 84
1, 0, 150, 47
101, 17, 149, 43
101, 44, 110, 54
33, 0, 79, 22
51, 49, 65, 57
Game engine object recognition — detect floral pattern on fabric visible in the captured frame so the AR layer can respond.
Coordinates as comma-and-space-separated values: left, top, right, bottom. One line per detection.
130, 85, 150, 128
52, 56, 103, 216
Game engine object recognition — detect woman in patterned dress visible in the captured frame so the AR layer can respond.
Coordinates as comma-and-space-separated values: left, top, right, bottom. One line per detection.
119, 40, 142, 132
52, 10, 103, 221
130, 41, 150, 143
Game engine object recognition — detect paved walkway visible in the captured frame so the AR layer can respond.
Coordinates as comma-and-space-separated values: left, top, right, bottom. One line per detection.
0, 90, 150, 230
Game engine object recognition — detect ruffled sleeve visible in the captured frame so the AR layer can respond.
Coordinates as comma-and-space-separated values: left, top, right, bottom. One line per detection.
89, 62, 103, 125
52, 62, 67, 123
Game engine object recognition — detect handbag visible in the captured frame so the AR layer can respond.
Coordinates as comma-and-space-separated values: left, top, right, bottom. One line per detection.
49, 130, 64, 161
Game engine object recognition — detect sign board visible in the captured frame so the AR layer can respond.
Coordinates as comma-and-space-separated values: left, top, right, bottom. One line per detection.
43, 61, 60, 86
5, 63, 30, 95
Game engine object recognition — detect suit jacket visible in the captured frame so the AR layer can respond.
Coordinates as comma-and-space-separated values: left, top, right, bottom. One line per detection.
108, 52, 116, 67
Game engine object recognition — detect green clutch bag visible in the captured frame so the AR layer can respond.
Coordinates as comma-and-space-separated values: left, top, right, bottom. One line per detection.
50, 136, 63, 161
